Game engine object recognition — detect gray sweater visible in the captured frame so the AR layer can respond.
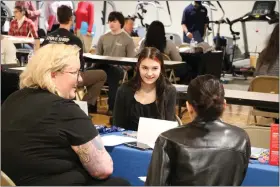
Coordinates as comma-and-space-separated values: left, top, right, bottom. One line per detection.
139, 39, 182, 61
255, 57, 279, 77
96, 31, 136, 57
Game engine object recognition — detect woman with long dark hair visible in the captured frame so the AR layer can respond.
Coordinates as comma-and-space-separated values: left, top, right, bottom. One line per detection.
113, 47, 177, 131
255, 23, 279, 76
139, 21, 182, 61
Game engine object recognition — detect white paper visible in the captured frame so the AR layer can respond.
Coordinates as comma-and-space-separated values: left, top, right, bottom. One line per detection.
137, 117, 178, 149
101, 135, 136, 146
9, 67, 26, 71
173, 84, 188, 92
74, 100, 88, 116
138, 176, 146, 182
251, 147, 267, 159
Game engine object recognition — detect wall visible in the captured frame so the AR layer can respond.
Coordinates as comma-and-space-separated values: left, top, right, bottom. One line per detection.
3, 1, 278, 53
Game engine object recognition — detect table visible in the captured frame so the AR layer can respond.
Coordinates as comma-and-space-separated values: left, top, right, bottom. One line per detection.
174, 84, 279, 113
179, 51, 224, 80
104, 132, 279, 186
83, 53, 185, 68
3, 35, 44, 44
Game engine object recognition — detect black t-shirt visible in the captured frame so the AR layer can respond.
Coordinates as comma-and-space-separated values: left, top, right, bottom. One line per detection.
41, 28, 85, 71
1, 88, 98, 185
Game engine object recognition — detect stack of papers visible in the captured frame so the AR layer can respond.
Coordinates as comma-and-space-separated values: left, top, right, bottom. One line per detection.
251, 147, 267, 159
101, 135, 136, 146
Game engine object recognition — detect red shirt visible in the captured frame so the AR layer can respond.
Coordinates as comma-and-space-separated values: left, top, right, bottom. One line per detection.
75, 1, 94, 33
8, 17, 38, 38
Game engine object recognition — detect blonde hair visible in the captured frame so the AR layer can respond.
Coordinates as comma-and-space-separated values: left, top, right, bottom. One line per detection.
19, 44, 80, 95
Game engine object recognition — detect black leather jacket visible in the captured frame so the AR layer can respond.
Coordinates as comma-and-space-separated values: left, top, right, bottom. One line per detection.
145, 118, 251, 186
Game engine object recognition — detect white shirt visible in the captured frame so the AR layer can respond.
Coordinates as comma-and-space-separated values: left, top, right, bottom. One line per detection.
1, 38, 18, 64
17, 16, 26, 28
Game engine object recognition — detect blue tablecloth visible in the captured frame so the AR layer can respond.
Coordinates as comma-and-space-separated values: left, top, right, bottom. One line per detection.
104, 132, 279, 186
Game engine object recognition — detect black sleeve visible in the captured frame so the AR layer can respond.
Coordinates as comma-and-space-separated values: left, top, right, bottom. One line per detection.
165, 85, 177, 121
181, 8, 188, 25
146, 135, 171, 186
56, 100, 98, 146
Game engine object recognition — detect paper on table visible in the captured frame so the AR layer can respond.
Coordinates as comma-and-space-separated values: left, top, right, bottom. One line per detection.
9, 67, 26, 71
251, 147, 267, 159
138, 176, 146, 182
137, 117, 178, 149
101, 135, 136, 146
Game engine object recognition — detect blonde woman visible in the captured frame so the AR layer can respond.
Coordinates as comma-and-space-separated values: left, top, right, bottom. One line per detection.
1, 44, 129, 186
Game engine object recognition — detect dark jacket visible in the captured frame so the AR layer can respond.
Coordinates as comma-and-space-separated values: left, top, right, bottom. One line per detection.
113, 83, 177, 130
146, 118, 251, 186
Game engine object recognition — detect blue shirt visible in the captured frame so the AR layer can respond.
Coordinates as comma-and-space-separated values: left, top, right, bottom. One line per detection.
181, 4, 209, 42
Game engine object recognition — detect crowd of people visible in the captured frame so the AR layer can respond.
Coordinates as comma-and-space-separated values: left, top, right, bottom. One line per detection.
1, 1, 279, 186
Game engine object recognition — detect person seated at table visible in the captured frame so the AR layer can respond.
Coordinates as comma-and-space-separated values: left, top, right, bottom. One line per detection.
139, 21, 182, 61
15, 1, 41, 32
41, 5, 106, 113
113, 47, 176, 131
145, 74, 251, 186
255, 23, 279, 77
1, 44, 130, 186
96, 11, 136, 115
124, 16, 138, 37
1, 35, 17, 64
8, 6, 38, 38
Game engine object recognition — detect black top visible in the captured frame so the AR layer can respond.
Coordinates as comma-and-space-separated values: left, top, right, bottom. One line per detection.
113, 83, 177, 131
181, 4, 209, 42
146, 118, 251, 186
130, 98, 160, 131
41, 28, 85, 71
1, 88, 98, 185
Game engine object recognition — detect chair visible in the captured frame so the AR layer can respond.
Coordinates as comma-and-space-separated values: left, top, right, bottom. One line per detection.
162, 53, 180, 84
247, 76, 279, 125
1, 171, 16, 186
175, 115, 183, 126
241, 125, 270, 149
75, 86, 87, 101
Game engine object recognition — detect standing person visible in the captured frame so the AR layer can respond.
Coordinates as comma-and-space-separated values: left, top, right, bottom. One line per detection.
113, 47, 176, 131
75, 1, 94, 53
42, 5, 107, 113
146, 75, 251, 186
181, 1, 209, 43
15, 1, 41, 31
45, 1, 73, 33
96, 11, 136, 115
1, 44, 130, 186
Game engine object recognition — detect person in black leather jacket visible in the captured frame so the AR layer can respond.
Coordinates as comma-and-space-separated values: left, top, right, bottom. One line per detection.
146, 74, 251, 186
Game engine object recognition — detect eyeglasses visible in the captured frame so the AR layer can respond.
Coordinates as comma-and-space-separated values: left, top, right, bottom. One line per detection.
61, 70, 81, 82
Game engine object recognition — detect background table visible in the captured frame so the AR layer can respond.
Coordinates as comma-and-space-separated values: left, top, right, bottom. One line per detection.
104, 132, 279, 186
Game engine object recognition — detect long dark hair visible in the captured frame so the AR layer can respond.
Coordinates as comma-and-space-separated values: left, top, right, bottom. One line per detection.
257, 23, 279, 71
144, 21, 167, 53
127, 47, 172, 119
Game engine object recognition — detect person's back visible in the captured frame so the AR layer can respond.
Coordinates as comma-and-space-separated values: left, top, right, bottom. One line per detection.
146, 119, 250, 185
146, 75, 251, 186
2, 88, 96, 185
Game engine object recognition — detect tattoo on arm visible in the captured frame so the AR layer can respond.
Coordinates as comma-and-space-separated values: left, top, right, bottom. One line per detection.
71, 135, 113, 179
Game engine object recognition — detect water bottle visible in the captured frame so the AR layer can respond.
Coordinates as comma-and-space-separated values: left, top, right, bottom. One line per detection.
190, 38, 196, 53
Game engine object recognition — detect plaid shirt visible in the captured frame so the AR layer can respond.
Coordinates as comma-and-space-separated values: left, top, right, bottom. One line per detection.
8, 17, 38, 38
15, 1, 40, 30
